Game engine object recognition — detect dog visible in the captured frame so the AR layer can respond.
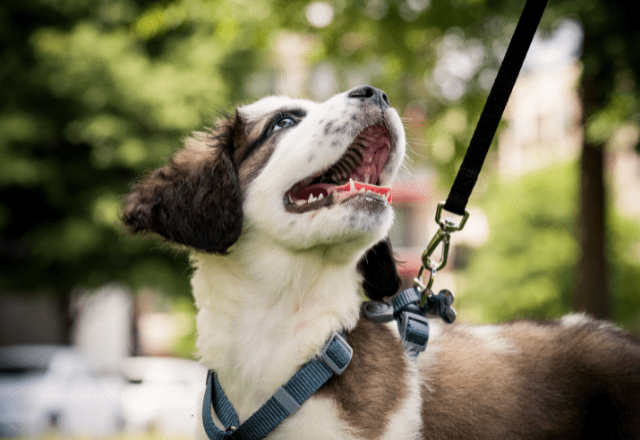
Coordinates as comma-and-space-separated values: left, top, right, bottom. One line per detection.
123, 86, 640, 439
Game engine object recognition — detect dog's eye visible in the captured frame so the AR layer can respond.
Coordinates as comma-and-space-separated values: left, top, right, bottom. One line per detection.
271, 116, 297, 133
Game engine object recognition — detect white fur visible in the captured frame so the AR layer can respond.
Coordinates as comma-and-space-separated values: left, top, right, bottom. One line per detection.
276, 398, 361, 440
463, 325, 519, 354
192, 91, 408, 439
560, 312, 592, 328
380, 360, 423, 440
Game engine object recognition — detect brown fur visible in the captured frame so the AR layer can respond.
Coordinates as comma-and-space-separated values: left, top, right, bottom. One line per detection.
123, 116, 242, 254
420, 320, 640, 439
319, 318, 409, 438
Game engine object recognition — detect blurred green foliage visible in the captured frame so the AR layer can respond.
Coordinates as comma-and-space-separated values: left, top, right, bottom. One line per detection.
0, 0, 529, 299
458, 163, 640, 332
1, 0, 639, 337
0, 0, 278, 297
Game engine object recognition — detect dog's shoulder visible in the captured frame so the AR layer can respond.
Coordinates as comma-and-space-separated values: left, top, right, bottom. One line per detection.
317, 317, 420, 439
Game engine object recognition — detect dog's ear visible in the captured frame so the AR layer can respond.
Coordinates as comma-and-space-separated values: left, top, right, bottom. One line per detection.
122, 115, 243, 254
358, 237, 402, 300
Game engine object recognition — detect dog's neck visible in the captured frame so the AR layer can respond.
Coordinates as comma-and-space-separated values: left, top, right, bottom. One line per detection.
191, 232, 364, 418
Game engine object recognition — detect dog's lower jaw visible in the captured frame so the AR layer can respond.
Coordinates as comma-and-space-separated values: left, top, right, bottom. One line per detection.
191, 241, 364, 421
244, 190, 395, 265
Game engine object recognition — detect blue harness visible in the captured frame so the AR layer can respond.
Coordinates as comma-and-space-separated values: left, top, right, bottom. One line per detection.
202, 332, 353, 440
363, 287, 455, 357
201, 288, 456, 440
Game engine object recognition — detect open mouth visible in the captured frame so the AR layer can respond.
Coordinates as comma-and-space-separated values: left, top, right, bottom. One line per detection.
285, 124, 392, 213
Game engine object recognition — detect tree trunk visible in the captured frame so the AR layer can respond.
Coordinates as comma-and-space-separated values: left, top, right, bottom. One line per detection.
58, 292, 74, 345
130, 293, 141, 356
576, 140, 610, 320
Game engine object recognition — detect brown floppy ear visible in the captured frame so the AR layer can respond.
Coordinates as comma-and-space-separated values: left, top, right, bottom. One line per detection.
122, 115, 243, 254
357, 237, 402, 300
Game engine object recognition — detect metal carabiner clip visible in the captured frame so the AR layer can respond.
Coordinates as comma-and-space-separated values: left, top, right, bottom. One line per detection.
435, 201, 470, 233
420, 202, 469, 274
422, 227, 451, 273
413, 202, 470, 305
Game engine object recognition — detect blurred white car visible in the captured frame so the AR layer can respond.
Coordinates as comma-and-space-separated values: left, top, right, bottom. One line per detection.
0, 345, 124, 438
119, 356, 208, 437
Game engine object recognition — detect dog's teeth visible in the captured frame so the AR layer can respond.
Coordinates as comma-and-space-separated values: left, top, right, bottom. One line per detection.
318, 193, 323, 200
295, 200, 305, 206
344, 156, 359, 170
349, 178, 355, 191
308, 194, 317, 203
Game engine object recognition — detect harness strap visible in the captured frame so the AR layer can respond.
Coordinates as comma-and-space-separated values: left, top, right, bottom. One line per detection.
202, 332, 353, 440
443, 0, 548, 216
363, 287, 456, 358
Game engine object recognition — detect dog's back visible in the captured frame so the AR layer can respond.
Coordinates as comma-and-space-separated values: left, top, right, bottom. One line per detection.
420, 315, 640, 439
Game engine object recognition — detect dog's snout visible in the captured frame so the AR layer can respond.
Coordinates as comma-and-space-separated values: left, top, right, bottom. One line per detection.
348, 85, 390, 109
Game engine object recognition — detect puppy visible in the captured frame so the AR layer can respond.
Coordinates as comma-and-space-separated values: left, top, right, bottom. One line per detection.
124, 86, 640, 439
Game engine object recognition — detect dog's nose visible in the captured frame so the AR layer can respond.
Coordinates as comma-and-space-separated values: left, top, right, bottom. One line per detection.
348, 85, 390, 109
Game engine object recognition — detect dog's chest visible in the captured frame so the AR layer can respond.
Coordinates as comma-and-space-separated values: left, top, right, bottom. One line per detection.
199, 315, 423, 440
190, 253, 364, 414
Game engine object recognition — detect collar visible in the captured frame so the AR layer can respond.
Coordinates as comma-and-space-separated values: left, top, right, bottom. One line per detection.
202, 331, 353, 440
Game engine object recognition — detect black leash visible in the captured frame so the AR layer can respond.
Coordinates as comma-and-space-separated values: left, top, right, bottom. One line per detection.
418, 0, 549, 290
444, 0, 549, 217
366, 0, 549, 354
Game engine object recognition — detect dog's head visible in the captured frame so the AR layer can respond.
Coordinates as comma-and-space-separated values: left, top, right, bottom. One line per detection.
123, 86, 404, 299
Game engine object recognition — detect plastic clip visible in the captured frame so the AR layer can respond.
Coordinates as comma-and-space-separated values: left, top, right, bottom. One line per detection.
319, 332, 353, 375
362, 301, 394, 323
426, 289, 456, 324
400, 312, 430, 354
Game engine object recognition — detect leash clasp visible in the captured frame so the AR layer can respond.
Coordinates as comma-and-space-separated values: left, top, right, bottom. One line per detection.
414, 202, 469, 307
423, 202, 469, 270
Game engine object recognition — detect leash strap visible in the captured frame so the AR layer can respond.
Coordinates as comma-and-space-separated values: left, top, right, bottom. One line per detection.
410, 0, 548, 313
202, 332, 353, 440
443, 0, 548, 216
